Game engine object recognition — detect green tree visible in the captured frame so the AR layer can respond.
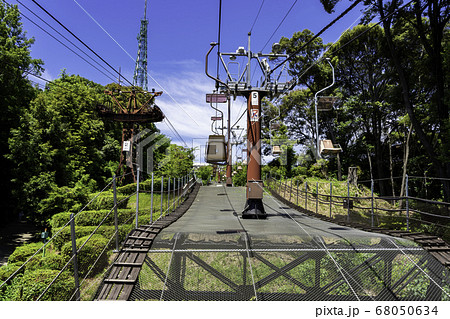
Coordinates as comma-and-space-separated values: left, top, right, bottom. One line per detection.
197, 165, 213, 183
0, 2, 43, 223
157, 144, 194, 178
323, 0, 450, 198
7, 73, 114, 224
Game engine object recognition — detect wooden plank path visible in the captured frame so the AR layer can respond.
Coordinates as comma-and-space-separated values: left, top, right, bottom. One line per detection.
95, 182, 200, 301
270, 188, 450, 270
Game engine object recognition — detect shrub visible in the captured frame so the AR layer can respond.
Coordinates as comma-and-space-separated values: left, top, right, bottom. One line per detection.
0, 262, 22, 282
49, 209, 135, 228
4, 269, 74, 301
87, 192, 129, 210
61, 234, 109, 278
24, 253, 66, 272
51, 224, 133, 251
7, 242, 43, 264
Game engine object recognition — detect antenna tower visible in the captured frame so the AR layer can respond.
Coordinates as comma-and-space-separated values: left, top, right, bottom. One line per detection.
133, 0, 149, 90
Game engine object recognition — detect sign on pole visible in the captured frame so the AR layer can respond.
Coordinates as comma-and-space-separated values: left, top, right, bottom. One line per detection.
123, 140, 131, 152
206, 93, 228, 103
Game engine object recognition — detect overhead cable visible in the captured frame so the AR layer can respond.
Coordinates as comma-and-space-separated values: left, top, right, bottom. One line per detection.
13, 3, 117, 83
269, 0, 363, 75
260, 0, 297, 51
72, 0, 201, 127
249, 0, 265, 33
31, 0, 134, 86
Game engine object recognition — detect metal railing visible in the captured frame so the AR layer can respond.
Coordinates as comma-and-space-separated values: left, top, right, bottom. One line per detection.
0, 170, 197, 301
265, 173, 450, 242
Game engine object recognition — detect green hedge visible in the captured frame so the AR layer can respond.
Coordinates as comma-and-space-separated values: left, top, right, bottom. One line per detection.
87, 192, 129, 210
7, 242, 44, 264
2, 269, 74, 301
49, 209, 136, 229
117, 177, 182, 195
51, 224, 133, 251
61, 234, 109, 278
24, 253, 66, 272
0, 262, 22, 282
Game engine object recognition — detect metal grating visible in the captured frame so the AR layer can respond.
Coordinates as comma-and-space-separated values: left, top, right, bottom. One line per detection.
129, 232, 450, 301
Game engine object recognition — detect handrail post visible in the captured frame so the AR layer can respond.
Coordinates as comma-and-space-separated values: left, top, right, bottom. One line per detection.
135, 167, 140, 228
329, 182, 332, 219
113, 175, 119, 252
150, 172, 154, 223
305, 181, 308, 210
347, 181, 350, 223
289, 179, 293, 202
316, 182, 319, 215
70, 213, 80, 301
160, 176, 164, 217
173, 177, 176, 211
167, 177, 170, 215
406, 174, 409, 231
371, 179, 374, 227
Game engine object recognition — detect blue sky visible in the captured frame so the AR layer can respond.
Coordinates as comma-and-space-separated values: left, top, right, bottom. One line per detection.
9, 0, 366, 163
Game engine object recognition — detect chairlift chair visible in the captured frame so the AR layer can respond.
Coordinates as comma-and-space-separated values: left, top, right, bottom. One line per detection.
270, 122, 281, 130
319, 139, 342, 155
206, 135, 227, 164
317, 96, 338, 111
272, 145, 282, 155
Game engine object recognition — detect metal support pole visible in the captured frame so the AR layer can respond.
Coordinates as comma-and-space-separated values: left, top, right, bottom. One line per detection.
160, 176, 164, 216
242, 90, 266, 218
279, 176, 281, 193
150, 172, 154, 223
289, 179, 293, 202
113, 175, 119, 252
177, 178, 180, 207
305, 181, 308, 210
371, 179, 374, 227
296, 180, 299, 205
329, 182, 332, 219
70, 213, 80, 301
226, 97, 233, 186
135, 167, 140, 228
167, 177, 170, 214
173, 177, 176, 211
316, 182, 319, 215
406, 174, 409, 231
347, 181, 350, 223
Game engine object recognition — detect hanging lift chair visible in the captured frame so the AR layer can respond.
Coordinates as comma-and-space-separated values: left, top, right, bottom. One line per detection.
319, 139, 342, 155
317, 96, 339, 112
206, 135, 227, 164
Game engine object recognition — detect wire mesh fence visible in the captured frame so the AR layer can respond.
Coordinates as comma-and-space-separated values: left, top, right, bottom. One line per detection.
129, 232, 450, 301
0, 170, 195, 301
265, 174, 450, 243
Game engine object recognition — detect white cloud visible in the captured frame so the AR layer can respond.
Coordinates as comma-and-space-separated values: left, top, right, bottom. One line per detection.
149, 60, 249, 163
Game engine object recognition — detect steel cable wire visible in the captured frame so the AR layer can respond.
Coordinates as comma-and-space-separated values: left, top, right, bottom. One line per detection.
388, 238, 450, 299
222, 184, 259, 300
262, 179, 376, 300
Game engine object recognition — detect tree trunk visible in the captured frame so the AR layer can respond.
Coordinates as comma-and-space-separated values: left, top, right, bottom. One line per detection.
400, 124, 413, 206
377, 0, 450, 201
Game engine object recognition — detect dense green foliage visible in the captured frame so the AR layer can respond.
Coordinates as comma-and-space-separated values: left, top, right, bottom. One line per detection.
266, 2, 449, 199
196, 165, 213, 183
61, 234, 109, 277
0, 2, 43, 223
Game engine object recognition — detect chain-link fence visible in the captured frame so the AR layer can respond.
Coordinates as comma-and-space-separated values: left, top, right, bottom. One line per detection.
0, 170, 195, 301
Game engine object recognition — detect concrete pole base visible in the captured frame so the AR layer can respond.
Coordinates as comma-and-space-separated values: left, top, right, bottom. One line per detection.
242, 199, 266, 219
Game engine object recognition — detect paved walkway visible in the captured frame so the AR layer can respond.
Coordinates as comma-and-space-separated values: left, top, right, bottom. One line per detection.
0, 221, 37, 266
159, 184, 396, 241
